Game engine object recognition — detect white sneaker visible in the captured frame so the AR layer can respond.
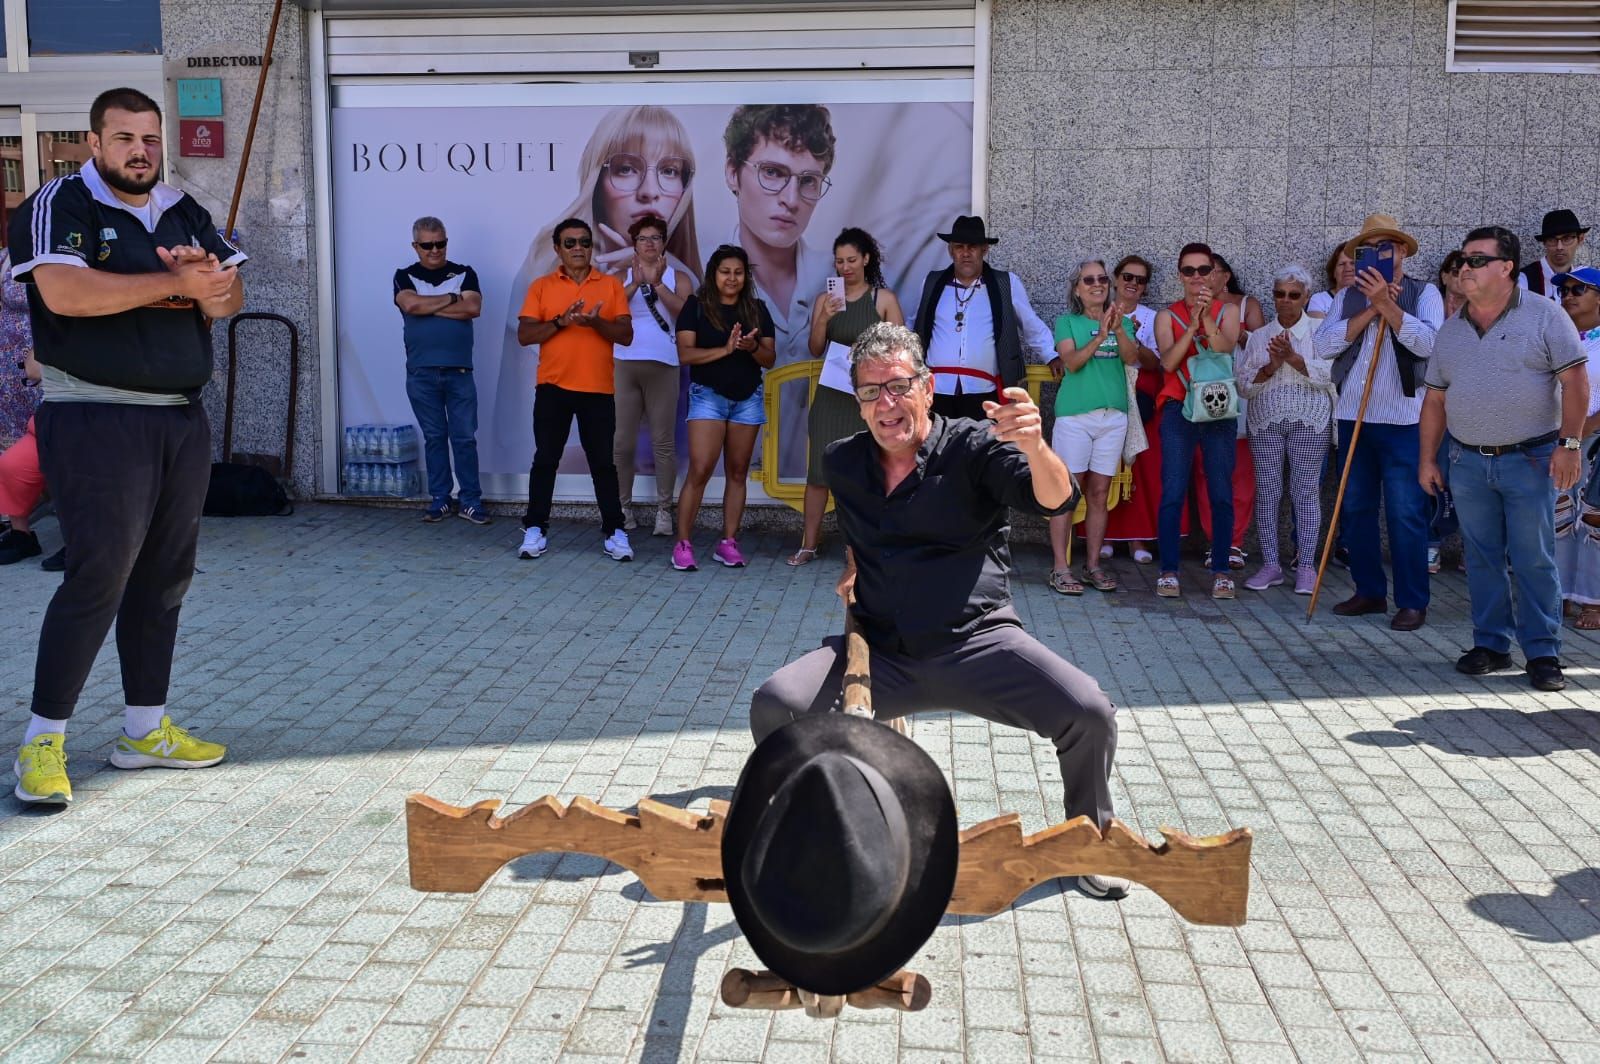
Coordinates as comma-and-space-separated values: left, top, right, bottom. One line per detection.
604, 529, 634, 561
518, 527, 547, 559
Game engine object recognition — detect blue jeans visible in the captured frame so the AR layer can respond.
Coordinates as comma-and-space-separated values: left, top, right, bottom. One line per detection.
1158, 404, 1235, 573
405, 366, 482, 509
1448, 440, 1562, 660
1336, 419, 1429, 610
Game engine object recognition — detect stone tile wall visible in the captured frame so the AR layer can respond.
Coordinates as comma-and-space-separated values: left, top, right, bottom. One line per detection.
162, 0, 320, 495
985, 0, 1600, 320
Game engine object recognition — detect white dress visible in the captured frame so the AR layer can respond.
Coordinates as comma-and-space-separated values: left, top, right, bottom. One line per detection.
1555, 326, 1600, 606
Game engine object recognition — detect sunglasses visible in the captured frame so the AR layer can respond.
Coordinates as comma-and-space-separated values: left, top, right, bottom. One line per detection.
1119, 272, 1150, 285
561, 237, 594, 249
1080, 275, 1110, 286
853, 376, 919, 403
1272, 289, 1306, 300
414, 240, 447, 251
1179, 264, 1215, 278
1458, 253, 1509, 269
1558, 283, 1596, 298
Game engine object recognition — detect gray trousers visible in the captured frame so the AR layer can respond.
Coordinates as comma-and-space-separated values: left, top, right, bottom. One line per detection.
750, 622, 1118, 829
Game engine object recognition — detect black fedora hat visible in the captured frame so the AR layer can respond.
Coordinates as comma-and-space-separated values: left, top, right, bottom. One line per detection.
1538, 209, 1589, 241
937, 214, 999, 245
721, 713, 958, 996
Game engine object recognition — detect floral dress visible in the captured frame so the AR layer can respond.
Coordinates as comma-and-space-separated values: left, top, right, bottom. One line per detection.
0, 249, 41, 447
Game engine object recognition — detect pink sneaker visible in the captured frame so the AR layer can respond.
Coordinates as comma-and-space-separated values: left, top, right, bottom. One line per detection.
1295, 566, 1316, 595
1244, 563, 1283, 591
712, 538, 747, 568
671, 540, 697, 571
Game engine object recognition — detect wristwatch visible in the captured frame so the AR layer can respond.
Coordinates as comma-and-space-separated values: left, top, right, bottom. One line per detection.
1559, 436, 1582, 451
448, 291, 460, 305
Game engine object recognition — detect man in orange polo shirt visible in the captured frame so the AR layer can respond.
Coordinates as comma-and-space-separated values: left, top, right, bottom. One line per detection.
516, 217, 635, 560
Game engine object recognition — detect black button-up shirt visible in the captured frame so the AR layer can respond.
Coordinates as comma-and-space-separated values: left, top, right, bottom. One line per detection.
824, 414, 1075, 657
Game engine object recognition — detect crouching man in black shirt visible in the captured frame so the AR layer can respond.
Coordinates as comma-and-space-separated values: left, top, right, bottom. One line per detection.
8, 88, 245, 805
750, 321, 1129, 900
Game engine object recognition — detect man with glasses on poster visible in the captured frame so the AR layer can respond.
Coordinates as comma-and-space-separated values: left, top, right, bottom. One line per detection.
723, 104, 838, 475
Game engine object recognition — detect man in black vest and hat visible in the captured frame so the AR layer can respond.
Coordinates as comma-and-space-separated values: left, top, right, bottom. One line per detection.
750, 321, 1129, 901
911, 215, 1057, 422
1520, 209, 1589, 300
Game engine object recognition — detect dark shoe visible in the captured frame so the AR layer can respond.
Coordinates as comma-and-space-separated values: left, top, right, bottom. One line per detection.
1455, 646, 1514, 675
40, 547, 64, 572
1332, 594, 1386, 617
421, 502, 449, 523
1526, 656, 1566, 692
457, 505, 492, 526
0, 528, 41, 564
1390, 607, 1427, 632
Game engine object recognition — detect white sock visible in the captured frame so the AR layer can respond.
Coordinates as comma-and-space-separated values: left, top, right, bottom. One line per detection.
124, 705, 165, 739
24, 714, 66, 744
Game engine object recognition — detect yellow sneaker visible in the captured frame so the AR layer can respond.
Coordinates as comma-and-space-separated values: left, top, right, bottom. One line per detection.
15, 734, 71, 804
110, 716, 226, 770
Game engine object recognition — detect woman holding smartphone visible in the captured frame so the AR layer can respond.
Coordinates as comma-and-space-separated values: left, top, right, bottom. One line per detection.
789, 228, 903, 566
672, 245, 776, 571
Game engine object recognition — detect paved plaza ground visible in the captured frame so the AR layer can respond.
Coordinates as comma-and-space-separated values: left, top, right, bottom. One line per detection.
1, 503, 1598, 1063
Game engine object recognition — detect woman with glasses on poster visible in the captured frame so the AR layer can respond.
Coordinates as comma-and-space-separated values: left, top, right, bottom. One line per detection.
1046, 260, 1146, 594
1554, 267, 1600, 630
1154, 243, 1242, 600
789, 227, 904, 566
671, 245, 776, 572
1101, 255, 1162, 564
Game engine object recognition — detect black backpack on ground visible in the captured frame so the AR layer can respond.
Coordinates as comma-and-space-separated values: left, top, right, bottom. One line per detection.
204, 462, 292, 517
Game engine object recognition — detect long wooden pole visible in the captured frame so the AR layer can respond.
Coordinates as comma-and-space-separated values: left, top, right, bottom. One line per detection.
223, 0, 284, 242
1306, 317, 1390, 619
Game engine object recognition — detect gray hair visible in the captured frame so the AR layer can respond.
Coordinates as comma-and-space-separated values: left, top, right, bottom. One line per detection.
1271, 263, 1313, 291
849, 322, 930, 389
1066, 259, 1110, 316
412, 216, 446, 241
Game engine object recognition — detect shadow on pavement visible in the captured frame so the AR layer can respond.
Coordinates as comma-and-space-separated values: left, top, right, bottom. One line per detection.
1346, 706, 1600, 759
1467, 869, 1600, 943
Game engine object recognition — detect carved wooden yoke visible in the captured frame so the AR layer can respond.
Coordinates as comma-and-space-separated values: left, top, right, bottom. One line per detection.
406, 794, 1252, 927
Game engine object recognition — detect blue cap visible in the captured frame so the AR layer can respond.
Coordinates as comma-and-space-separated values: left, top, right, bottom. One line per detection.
1552, 266, 1600, 290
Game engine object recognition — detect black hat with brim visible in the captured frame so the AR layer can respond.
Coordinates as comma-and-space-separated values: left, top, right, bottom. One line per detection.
936, 214, 999, 245
721, 713, 958, 996
1538, 209, 1589, 240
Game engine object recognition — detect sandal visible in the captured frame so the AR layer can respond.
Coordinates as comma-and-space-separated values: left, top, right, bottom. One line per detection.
1228, 547, 1247, 571
1578, 606, 1600, 631
1212, 574, 1236, 600
1086, 567, 1118, 593
786, 546, 820, 567
1156, 573, 1180, 598
1049, 568, 1085, 596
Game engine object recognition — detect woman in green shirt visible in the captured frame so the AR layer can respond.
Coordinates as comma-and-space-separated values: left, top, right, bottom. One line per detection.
1048, 259, 1139, 594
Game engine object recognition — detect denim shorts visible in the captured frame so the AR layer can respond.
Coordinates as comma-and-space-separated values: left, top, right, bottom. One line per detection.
686, 381, 766, 426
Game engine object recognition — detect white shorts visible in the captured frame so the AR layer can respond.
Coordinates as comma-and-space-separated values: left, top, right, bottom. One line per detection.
1052, 408, 1127, 477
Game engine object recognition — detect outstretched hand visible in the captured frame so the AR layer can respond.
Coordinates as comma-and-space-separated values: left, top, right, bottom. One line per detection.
982, 387, 1045, 454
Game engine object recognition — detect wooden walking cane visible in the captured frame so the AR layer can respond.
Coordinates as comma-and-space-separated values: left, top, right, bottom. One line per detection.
1306, 317, 1390, 619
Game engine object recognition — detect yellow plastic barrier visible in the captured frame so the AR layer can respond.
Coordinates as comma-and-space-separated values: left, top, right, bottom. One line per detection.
757, 362, 1132, 527
758, 359, 826, 514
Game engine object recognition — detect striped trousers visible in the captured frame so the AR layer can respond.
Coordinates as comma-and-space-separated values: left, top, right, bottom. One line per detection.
1248, 419, 1327, 569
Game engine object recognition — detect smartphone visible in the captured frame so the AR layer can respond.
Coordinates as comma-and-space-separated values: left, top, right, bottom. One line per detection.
1355, 243, 1396, 285
826, 276, 845, 305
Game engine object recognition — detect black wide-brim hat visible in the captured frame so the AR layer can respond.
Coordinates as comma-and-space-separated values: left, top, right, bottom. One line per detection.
722, 713, 958, 995
936, 214, 999, 245
1538, 208, 1589, 240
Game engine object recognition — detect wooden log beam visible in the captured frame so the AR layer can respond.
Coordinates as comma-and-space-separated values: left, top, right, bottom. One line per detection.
406, 795, 1253, 926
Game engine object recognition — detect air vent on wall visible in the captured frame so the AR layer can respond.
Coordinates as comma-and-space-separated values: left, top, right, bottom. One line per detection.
1449, 0, 1600, 72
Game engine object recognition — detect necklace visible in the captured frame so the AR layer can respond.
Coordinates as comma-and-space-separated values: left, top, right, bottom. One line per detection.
952, 280, 980, 332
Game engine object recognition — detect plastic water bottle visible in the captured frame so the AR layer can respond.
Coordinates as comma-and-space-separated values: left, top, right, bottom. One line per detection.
378, 426, 392, 460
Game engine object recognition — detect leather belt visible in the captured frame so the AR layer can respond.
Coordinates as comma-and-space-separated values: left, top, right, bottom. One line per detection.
1468, 430, 1558, 457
